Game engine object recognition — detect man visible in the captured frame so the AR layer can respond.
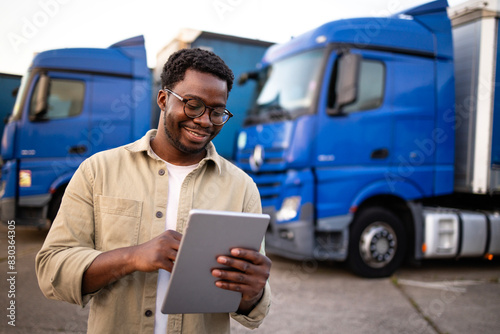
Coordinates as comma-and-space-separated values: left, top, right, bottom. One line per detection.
36, 48, 272, 334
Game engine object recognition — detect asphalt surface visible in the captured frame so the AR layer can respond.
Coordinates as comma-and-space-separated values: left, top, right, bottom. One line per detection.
1, 224, 499, 334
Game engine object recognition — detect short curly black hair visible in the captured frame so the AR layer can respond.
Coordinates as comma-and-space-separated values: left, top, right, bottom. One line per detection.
160, 48, 234, 94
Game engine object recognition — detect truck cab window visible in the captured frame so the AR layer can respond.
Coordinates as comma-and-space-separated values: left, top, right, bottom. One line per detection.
329, 58, 385, 113
247, 49, 324, 123
29, 78, 84, 120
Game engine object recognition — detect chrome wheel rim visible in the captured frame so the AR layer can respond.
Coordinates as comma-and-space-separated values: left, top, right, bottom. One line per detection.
359, 222, 397, 268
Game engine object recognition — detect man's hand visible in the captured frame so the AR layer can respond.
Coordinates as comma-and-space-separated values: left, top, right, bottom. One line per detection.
130, 230, 182, 273
82, 230, 182, 295
211, 248, 271, 315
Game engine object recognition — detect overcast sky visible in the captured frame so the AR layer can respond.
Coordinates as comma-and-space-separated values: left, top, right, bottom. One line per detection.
1, 0, 467, 75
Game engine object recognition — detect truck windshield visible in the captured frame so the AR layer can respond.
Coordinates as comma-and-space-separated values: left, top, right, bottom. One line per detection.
10, 71, 31, 122
246, 49, 324, 124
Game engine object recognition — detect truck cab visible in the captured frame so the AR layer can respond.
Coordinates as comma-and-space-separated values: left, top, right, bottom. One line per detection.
1, 36, 152, 226
236, 0, 500, 277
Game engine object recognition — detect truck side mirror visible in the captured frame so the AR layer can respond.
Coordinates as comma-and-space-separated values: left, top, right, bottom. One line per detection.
328, 53, 361, 115
238, 71, 258, 86
12, 87, 19, 97
33, 74, 50, 118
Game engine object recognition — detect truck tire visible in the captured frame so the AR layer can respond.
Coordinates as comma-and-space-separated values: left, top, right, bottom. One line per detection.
48, 187, 66, 224
347, 207, 406, 278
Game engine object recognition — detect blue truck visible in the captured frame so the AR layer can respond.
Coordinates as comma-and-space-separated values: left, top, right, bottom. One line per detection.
0, 33, 271, 227
236, 0, 500, 277
0, 73, 22, 140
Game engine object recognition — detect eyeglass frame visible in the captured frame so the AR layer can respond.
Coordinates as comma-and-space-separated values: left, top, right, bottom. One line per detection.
162, 88, 233, 125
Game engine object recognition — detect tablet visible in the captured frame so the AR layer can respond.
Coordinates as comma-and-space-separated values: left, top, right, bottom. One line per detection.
161, 209, 270, 314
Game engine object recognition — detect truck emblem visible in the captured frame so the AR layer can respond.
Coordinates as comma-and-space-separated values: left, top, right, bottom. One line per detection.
249, 145, 264, 172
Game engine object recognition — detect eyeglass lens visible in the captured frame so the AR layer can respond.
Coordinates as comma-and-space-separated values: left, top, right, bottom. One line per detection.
184, 100, 229, 125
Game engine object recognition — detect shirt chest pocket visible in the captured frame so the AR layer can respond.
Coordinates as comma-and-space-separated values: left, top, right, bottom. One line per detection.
94, 195, 143, 251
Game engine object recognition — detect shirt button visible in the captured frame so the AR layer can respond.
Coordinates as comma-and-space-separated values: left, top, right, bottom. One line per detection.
158, 169, 165, 176
156, 211, 163, 218
145, 310, 153, 317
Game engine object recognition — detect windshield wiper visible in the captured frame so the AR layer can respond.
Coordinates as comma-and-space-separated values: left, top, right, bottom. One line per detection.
244, 113, 261, 126
265, 105, 291, 121
244, 105, 292, 126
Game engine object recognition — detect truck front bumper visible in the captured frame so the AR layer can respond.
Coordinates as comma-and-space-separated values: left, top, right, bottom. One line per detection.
0, 194, 51, 227
0, 197, 16, 224
264, 204, 350, 261
265, 216, 316, 260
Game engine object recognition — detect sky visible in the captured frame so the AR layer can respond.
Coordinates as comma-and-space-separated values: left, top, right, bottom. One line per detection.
1, 0, 468, 76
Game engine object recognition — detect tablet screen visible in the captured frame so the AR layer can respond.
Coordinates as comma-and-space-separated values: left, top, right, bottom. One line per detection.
161, 209, 270, 314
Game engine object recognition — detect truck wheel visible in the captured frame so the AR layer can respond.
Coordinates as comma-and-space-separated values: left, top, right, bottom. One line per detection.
48, 187, 66, 223
347, 207, 406, 278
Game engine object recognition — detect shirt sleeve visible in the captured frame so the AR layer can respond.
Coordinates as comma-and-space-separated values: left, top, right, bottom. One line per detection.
230, 179, 272, 328
230, 280, 272, 329
35, 159, 102, 307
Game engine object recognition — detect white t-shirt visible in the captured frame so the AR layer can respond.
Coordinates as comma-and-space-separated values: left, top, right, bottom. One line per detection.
154, 159, 198, 334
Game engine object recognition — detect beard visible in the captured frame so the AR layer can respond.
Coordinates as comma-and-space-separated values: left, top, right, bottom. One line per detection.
163, 110, 211, 155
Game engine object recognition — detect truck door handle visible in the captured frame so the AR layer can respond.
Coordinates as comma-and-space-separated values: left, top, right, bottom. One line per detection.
68, 145, 87, 154
371, 148, 389, 159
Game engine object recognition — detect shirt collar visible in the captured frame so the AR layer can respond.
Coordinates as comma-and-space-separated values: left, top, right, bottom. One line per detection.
125, 129, 222, 175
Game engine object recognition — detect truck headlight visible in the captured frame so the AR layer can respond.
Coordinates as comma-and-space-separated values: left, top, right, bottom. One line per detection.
237, 131, 247, 150
276, 196, 301, 222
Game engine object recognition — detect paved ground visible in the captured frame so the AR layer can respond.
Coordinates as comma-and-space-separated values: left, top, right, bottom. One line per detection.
1, 224, 499, 334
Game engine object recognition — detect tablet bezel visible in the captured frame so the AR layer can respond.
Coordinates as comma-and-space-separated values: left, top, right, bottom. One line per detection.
161, 209, 270, 314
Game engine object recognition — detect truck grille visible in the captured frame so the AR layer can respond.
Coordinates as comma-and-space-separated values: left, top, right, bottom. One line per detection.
237, 146, 288, 208
246, 172, 286, 208
237, 147, 286, 172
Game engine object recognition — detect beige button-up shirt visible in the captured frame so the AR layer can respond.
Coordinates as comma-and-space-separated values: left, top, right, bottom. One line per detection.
36, 130, 271, 333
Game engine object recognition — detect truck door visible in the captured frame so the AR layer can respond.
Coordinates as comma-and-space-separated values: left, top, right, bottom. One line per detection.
17, 71, 91, 197
315, 49, 392, 219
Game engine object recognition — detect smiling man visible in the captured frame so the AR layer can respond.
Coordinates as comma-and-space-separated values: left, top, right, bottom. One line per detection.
153, 70, 228, 164
36, 48, 272, 334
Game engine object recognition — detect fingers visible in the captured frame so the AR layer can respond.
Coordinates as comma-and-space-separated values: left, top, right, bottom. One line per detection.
212, 268, 266, 297
132, 230, 182, 272
217, 248, 271, 274
158, 230, 182, 267
163, 229, 182, 244
211, 248, 271, 299
230, 248, 265, 264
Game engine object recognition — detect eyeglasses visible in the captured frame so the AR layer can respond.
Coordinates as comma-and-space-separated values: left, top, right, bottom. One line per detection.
163, 88, 233, 126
